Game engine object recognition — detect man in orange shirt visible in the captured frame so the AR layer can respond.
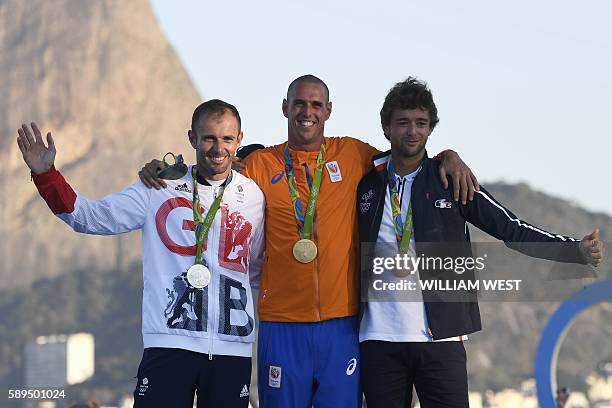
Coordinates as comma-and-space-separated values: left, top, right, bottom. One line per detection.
139, 75, 477, 407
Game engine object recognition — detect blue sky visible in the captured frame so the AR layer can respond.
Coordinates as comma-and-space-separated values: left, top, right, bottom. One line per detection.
150, 0, 612, 215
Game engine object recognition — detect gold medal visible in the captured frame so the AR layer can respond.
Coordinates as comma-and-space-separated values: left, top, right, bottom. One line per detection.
186, 264, 211, 288
293, 239, 318, 263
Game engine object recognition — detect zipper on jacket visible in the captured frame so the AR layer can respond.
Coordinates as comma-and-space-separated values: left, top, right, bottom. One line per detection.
207, 176, 229, 359
423, 298, 434, 341
209, 268, 215, 361
411, 172, 434, 343
208, 187, 218, 360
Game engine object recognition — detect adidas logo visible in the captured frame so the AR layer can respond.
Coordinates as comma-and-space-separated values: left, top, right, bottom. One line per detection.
239, 384, 249, 398
175, 183, 191, 193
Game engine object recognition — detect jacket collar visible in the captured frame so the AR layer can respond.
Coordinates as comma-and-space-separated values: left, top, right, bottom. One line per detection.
191, 165, 234, 188
371, 150, 430, 172
372, 150, 391, 171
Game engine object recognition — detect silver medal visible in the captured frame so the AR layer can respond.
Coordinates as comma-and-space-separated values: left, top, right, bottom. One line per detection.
186, 264, 211, 288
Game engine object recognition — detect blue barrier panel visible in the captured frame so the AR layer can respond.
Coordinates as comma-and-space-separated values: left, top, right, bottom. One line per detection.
535, 279, 612, 407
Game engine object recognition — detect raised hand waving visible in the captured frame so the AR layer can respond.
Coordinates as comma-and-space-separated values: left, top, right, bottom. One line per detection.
17, 122, 56, 174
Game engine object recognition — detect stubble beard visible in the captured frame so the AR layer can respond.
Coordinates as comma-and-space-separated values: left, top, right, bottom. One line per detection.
197, 152, 231, 179
396, 139, 426, 159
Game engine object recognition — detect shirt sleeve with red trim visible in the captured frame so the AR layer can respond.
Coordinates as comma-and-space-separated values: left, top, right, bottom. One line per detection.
32, 165, 77, 214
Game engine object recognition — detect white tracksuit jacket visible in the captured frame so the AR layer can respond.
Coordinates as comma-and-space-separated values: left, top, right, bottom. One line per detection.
33, 165, 265, 358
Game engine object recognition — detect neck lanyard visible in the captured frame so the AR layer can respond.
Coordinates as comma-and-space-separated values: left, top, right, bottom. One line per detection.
387, 161, 414, 254
283, 144, 326, 240
192, 166, 231, 264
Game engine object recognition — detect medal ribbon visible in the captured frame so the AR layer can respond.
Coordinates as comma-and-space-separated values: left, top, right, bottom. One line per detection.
283, 144, 326, 240
387, 161, 414, 254
162, 152, 183, 167
192, 166, 232, 264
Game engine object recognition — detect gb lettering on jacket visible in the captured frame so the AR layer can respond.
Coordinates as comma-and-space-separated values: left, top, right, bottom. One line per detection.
155, 198, 253, 273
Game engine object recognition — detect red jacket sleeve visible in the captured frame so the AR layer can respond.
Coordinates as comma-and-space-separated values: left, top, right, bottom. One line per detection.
31, 165, 77, 214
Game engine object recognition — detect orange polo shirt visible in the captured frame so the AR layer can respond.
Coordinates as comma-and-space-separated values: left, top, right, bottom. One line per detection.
243, 137, 379, 322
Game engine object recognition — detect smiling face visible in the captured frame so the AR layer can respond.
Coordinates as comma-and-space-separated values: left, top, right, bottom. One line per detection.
188, 111, 243, 180
282, 81, 332, 151
384, 107, 432, 159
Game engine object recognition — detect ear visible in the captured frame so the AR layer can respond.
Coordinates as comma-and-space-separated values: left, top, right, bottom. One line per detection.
282, 99, 289, 118
383, 126, 391, 141
188, 130, 197, 149
236, 131, 244, 147
323, 101, 332, 121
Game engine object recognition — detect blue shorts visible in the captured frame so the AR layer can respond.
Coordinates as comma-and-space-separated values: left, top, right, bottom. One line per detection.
257, 316, 361, 407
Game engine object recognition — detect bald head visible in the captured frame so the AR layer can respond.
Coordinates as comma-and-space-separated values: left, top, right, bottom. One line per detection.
287, 75, 330, 102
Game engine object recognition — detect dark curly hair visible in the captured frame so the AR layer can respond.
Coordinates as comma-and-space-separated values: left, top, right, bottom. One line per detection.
192, 99, 241, 132
380, 77, 439, 140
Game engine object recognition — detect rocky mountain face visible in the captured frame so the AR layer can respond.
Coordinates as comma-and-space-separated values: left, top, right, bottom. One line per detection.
0, 0, 201, 288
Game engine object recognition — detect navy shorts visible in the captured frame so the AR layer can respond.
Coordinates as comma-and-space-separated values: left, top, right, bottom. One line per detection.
133, 347, 252, 408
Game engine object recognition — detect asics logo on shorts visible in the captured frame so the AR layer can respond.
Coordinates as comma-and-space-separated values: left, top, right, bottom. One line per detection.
346, 358, 357, 376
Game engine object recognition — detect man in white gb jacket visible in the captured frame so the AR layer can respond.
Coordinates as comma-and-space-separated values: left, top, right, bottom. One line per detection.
17, 99, 265, 408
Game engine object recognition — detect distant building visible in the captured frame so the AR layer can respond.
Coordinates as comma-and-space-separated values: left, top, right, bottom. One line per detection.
565, 392, 589, 408
24, 333, 94, 388
489, 388, 524, 407
598, 359, 612, 379
468, 392, 483, 408
587, 373, 612, 405
520, 379, 538, 408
